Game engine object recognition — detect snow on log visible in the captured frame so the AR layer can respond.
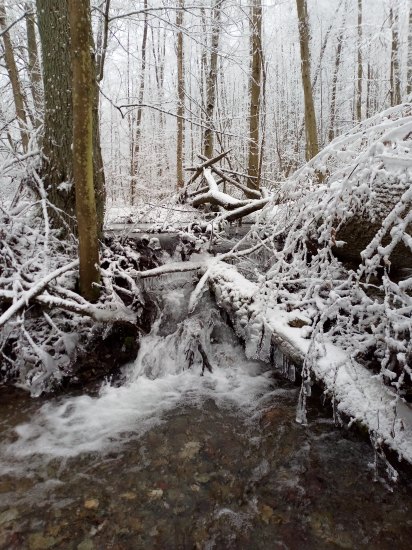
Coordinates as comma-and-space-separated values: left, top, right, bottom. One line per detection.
0, 259, 79, 328
207, 261, 412, 466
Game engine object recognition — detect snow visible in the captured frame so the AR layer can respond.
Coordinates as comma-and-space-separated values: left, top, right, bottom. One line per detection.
207, 261, 412, 464
1, 289, 276, 463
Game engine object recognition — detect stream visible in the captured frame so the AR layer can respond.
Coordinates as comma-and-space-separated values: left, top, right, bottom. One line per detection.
0, 274, 411, 549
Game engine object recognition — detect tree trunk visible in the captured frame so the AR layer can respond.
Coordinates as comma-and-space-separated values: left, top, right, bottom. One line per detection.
203, 0, 222, 160
95, 0, 111, 83
176, 0, 185, 189
36, 0, 105, 236
0, 1, 29, 152
296, 0, 319, 161
247, 0, 262, 190
390, 6, 401, 106
328, 24, 345, 142
356, 0, 362, 121
68, 0, 100, 301
130, 0, 148, 204
407, 4, 412, 97
25, 1, 43, 128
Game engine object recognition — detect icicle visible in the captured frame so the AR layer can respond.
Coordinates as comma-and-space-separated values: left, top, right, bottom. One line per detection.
295, 386, 308, 426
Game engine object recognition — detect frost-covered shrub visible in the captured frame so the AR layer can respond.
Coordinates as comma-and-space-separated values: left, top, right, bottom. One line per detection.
256, 103, 412, 398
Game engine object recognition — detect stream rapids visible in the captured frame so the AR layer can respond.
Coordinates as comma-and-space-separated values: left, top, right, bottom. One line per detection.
0, 274, 411, 549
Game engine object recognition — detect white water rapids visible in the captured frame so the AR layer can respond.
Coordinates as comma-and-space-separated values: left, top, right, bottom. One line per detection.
2, 283, 276, 467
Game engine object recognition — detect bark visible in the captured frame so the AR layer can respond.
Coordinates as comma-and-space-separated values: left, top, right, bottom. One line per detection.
390, 6, 401, 106
328, 24, 344, 142
408, 5, 412, 97
36, 0, 105, 236
25, 2, 43, 127
247, 0, 262, 190
130, 0, 148, 204
356, 0, 362, 121
176, 0, 185, 189
96, 0, 111, 83
68, 0, 100, 301
296, 0, 319, 161
203, 0, 222, 160
0, 1, 29, 152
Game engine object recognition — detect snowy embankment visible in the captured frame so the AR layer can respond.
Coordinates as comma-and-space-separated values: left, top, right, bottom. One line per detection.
208, 261, 412, 466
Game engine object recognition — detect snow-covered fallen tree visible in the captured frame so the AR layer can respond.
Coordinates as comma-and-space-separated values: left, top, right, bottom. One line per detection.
183, 103, 412, 466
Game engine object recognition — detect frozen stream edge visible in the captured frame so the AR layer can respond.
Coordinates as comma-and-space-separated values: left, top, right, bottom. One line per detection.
207, 261, 412, 466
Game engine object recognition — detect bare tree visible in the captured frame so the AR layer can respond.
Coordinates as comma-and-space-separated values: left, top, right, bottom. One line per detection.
328, 12, 346, 142
68, 0, 100, 301
203, 0, 222, 159
36, 0, 105, 235
247, 0, 262, 190
130, 0, 148, 204
296, 0, 319, 160
356, 0, 362, 121
176, 0, 185, 188
389, 4, 401, 106
0, 1, 29, 151
25, 1, 43, 126
407, 2, 412, 97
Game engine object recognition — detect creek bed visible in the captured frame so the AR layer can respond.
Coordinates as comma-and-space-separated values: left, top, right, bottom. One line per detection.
0, 279, 411, 549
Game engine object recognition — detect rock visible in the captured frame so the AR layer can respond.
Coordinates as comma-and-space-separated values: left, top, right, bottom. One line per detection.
147, 489, 163, 500
260, 504, 274, 524
28, 533, 57, 550
77, 539, 95, 550
84, 499, 99, 510
0, 508, 19, 525
179, 441, 201, 459
125, 517, 143, 532
120, 491, 137, 500
194, 473, 212, 484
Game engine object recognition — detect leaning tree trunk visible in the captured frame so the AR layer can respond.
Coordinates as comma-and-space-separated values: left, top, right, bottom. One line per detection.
36, 0, 105, 236
68, 0, 100, 301
296, 0, 319, 161
0, 1, 29, 152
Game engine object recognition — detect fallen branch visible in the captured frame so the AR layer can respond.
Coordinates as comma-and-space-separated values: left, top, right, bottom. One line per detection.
0, 260, 79, 328
198, 154, 261, 199
186, 149, 231, 187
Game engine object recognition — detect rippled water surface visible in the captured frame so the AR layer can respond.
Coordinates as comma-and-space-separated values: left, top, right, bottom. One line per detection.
0, 282, 411, 549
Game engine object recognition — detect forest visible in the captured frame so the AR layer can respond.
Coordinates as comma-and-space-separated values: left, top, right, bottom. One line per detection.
0, 0, 412, 548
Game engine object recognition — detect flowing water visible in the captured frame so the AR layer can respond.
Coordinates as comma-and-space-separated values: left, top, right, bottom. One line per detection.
0, 276, 412, 549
